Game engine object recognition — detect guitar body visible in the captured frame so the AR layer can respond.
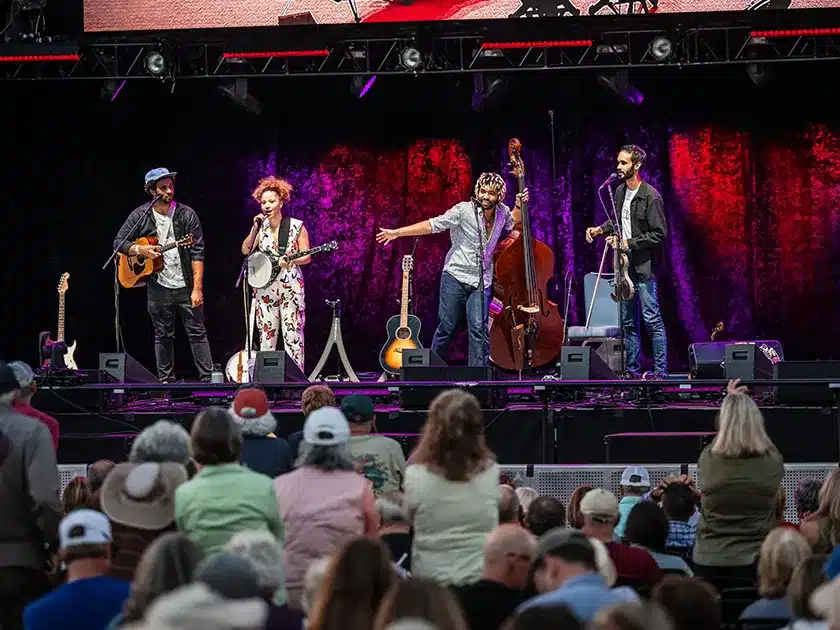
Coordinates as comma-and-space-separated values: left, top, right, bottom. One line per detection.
40, 333, 79, 370
379, 314, 422, 374
40, 273, 79, 370
118, 236, 164, 288
225, 350, 256, 383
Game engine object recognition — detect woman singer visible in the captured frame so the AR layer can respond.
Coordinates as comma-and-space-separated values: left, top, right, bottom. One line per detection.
241, 176, 310, 371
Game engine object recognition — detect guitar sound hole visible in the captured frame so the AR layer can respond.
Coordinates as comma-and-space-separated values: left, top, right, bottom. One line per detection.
132, 263, 146, 273
396, 328, 411, 340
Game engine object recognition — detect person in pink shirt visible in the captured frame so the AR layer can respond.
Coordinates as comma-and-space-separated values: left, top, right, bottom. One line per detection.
10, 362, 59, 452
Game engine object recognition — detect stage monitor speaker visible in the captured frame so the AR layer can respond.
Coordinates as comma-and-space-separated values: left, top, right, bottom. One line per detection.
253, 351, 308, 384
400, 349, 446, 370
584, 339, 624, 375
690, 340, 783, 379
724, 342, 779, 381
99, 353, 158, 384
774, 360, 840, 405
560, 346, 615, 380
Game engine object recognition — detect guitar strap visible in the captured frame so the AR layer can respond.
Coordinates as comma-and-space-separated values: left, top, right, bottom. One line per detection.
277, 216, 292, 256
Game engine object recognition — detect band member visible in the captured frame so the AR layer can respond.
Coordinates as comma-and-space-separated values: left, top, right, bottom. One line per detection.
585, 145, 668, 378
377, 173, 527, 367
241, 176, 310, 371
113, 168, 214, 382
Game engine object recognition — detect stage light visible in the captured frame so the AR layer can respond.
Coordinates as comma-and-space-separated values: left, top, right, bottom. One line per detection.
649, 36, 672, 61
598, 70, 644, 106
144, 51, 167, 76
399, 47, 423, 71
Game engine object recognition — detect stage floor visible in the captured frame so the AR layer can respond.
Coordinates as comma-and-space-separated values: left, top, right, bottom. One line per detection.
38, 377, 840, 466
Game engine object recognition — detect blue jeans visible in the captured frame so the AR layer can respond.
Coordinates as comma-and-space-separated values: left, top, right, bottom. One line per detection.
619, 275, 668, 376
431, 272, 493, 367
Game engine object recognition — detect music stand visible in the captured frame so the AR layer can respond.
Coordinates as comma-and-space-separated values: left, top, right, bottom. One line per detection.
309, 299, 359, 382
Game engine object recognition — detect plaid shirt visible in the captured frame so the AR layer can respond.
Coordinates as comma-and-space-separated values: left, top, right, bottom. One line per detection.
666, 519, 696, 549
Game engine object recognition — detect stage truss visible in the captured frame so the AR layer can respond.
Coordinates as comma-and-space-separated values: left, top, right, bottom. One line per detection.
2, 24, 840, 80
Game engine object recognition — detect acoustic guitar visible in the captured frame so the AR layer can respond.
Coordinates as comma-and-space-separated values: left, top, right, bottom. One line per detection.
379, 255, 422, 374
117, 235, 195, 288
40, 272, 78, 370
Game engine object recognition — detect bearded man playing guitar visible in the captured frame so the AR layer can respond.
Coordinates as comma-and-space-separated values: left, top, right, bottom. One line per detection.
584, 145, 668, 379
113, 168, 214, 383
377, 173, 527, 367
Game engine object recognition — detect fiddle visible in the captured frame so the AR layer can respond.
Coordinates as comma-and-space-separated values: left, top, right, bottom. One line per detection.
607, 235, 635, 302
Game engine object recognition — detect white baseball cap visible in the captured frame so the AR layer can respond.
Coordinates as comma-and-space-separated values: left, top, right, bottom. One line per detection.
59, 509, 112, 549
620, 465, 651, 488
303, 407, 350, 446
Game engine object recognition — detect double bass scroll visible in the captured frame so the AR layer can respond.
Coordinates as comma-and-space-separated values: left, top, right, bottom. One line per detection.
490, 138, 565, 371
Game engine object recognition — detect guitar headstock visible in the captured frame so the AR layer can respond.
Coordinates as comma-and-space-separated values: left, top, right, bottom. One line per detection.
323, 240, 338, 252
57, 272, 70, 295
402, 255, 414, 272
178, 235, 196, 247
508, 137, 525, 178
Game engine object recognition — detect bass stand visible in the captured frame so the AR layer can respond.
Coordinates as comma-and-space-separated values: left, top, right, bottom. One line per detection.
229, 224, 261, 382
309, 299, 359, 383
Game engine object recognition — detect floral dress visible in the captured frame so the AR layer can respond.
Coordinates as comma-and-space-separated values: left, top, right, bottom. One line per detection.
253, 216, 305, 370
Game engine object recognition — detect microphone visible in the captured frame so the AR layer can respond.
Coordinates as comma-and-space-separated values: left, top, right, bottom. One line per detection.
599, 172, 621, 188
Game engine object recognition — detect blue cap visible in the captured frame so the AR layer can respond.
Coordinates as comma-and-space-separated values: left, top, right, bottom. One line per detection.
144, 167, 177, 189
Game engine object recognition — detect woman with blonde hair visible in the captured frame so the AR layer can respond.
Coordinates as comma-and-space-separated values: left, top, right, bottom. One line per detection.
801, 469, 840, 553
515, 487, 540, 516
241, 175, 311, 370
405, 389, 499, 584
740, 528, 812, 621
693, 380, 784, 583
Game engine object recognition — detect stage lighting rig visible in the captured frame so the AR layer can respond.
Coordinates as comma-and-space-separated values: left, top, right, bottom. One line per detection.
399, 47, 423, 71
144, 50, 167, 76
649, 36, 673, 61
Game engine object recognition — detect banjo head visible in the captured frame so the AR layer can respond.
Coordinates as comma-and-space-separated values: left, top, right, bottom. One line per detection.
247, 252, 278, 289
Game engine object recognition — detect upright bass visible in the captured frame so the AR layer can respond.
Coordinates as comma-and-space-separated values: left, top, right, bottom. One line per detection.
490, 138, 565, 370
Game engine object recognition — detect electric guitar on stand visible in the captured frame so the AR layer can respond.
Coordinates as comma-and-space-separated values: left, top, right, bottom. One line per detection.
379, 255, 423, 374
117, 235, 195, 288
40, 272, 78, 370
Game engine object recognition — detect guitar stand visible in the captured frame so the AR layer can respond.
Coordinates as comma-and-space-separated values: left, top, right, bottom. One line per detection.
308, 299, 359, 383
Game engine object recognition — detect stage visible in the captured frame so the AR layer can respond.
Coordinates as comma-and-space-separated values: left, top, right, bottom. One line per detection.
36, 377, 840, 467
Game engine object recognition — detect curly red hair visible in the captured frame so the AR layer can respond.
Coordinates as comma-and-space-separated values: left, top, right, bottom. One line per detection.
251, 176, 293, 204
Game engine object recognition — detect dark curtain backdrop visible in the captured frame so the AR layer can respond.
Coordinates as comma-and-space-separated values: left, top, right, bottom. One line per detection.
3, 68, 840, 376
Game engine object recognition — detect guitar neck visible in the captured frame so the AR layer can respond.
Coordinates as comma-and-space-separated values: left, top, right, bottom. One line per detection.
57, 293, 65, 342
399, 268, 410, 328
159, 240, 181, 253
285, 244, 326, 262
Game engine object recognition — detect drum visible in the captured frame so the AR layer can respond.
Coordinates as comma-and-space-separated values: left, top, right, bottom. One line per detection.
247, 252, 280, 289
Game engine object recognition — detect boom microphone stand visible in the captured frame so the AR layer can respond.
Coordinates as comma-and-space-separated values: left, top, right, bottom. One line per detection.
472, 199, 489, 369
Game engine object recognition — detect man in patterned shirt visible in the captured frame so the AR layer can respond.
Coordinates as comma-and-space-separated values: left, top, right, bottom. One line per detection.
377, 173, 527, 367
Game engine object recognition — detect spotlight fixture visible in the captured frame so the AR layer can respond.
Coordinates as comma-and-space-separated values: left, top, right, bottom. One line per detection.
144, 51, 167, 76
649, 36, 672, 61
399, 47, 423, 71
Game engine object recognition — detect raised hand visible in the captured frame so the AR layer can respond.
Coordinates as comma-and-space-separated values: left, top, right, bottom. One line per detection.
376, 228, 400, 245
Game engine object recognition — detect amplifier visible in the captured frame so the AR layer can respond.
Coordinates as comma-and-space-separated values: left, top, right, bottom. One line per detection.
725, 342, 780, 381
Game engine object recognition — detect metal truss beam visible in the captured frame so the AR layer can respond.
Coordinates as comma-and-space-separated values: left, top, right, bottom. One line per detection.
3, 25, 840, 80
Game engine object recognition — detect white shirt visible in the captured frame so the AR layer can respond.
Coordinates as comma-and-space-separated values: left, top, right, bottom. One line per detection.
621, 186, 640, 241
151, 204, 187, 289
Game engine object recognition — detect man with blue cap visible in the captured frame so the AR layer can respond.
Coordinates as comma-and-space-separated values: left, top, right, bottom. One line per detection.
113, 168, 214, 382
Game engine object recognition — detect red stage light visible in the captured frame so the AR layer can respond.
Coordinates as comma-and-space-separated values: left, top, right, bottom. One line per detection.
480, 40, 593, 50
222, 50, 330, 59
0, 54, 79, 62
750, 28, 840, 37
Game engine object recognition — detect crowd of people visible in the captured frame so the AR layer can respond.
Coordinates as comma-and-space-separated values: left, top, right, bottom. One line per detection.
1, 358, 840, 630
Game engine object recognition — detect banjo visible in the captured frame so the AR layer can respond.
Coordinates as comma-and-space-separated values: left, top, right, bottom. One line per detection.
247, 240, 338, 289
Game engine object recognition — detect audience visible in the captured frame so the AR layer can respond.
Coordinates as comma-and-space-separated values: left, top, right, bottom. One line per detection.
24, 509, 130, 630
782, 554, 828, 630
453, 524, 536, 630
615, 466, 651, 539
651, 576, 721, 630
567, 486, 594, 529
740, 527, 811, 621
623, 501, 693, 575
693, 381, 784, 583
0, 360, 61, 630
374, 577, 469, 630
405, 390, 500, 585
129, 419, 192, 466
88, 459, 116, 493
592, 601, 674, 630
62, 475, 92, 514
511, 604, 583, 630
499, 484, 522, 524
229, 386, 293, 477
516, 487, 539, 517
344, 394, 407, 496
9, 361, 60, 451
810, 575, 840, 630
525, 496, 567, 536
100, 461, 188, 580
660, 481, 698, 551
518, 528, 638, 621
176, 407, 285, 554
801, 470, 840, 554
795, 479, 822, 524
274, 406, 378, 609
377, 494, 413, 571
288, 384, 337, 460
579, 488, 663, 586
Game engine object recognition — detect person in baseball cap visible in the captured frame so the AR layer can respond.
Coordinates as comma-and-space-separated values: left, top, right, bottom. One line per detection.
303, 406, 350, 447
24, 510, 131, 630
342, 394, 406, 496
615, 466, 651, 539
144, 167, 177, 192
229, 386, 292, 477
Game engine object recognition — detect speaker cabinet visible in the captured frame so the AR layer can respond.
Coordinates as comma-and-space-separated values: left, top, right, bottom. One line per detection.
724, 343, 778, 381
560, 346, 615, 380
253, 351, 308, 384
775, 360, 840, 405
98, 353, 157, 383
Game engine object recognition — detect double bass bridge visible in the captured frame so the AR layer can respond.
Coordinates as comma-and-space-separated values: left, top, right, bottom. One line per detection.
517, 305, 540, 315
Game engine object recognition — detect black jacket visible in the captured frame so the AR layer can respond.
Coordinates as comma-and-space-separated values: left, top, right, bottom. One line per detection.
599, 180, 667, 280
113, 201, 205, 292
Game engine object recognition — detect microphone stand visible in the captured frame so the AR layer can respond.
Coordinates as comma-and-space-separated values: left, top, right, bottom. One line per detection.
603, 180, 627, 377
101, 195, 159, 353
472, 199, 488, 368
236, 217, 264, 363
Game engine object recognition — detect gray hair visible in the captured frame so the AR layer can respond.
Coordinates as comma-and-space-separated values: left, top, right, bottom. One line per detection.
10, 361, 35, 389
0, 391, 16, 406
296, 442, 355, 472
377, 497, 409, 525
225, 531, 285, 591
130, 420, 192, 465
